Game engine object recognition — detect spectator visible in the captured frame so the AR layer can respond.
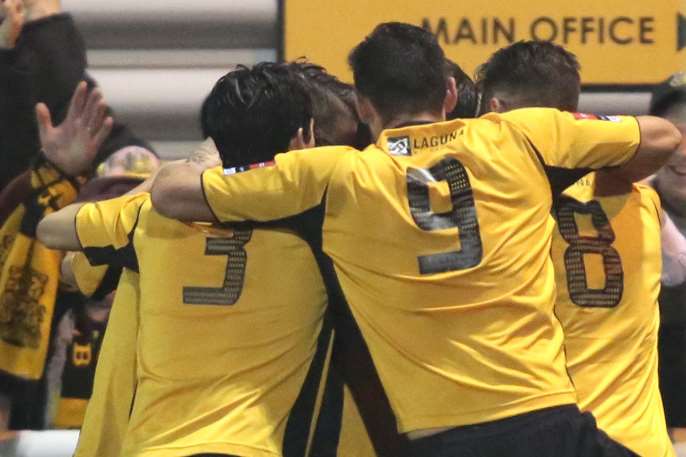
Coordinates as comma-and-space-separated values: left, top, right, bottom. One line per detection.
0, 0, 157, 431
650, 72, 686, 439
0, 0, 155, 190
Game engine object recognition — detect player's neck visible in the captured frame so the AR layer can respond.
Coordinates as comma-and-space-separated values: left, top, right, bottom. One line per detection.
384, 112, 444, 130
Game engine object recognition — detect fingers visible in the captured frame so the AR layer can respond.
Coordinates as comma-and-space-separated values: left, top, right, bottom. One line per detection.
91, 100, 108, 134
35, 102, 53, 138
65, 81, 88, 122
91, 116, 114, 152
81, 87, 104, 131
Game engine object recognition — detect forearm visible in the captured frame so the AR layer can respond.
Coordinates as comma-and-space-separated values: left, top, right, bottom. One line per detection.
150, 161, 214, 222
616, 116, 683, 182
36, 202, 86, 251
60, 253, 78, 290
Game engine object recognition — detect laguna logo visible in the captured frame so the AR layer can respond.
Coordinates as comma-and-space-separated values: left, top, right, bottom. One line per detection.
388, 136, 411, 156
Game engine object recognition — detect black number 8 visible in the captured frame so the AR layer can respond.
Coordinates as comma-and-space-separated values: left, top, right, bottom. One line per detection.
555, 197, 623, 308
406, 157, 483, 274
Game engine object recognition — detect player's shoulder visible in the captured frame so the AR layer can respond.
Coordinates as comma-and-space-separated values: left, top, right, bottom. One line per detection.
281, 145, 358, 164
79, 192, 150, 225
484, 107, 565, 128
113, 192, 152, 222
271, 145, 359, 182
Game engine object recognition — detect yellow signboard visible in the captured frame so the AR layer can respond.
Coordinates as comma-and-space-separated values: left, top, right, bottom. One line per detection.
280, 0, 686, 87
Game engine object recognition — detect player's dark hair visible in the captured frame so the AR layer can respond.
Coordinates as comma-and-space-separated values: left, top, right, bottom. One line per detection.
444, 59, 478, 119
348, 22, 447, 122
200, 62, 312, 168
289, 60, 359, 146
476, 40, 581, 113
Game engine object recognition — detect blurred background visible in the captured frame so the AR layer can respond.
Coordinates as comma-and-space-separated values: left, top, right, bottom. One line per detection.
58, 0, 662, 161
64, 0, 277, 160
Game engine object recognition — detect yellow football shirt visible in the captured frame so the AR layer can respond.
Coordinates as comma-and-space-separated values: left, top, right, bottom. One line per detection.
201, 108, 641, 432
552, 173, 674, 457
69, 252, 109, 298
75, 193, 330, 457
74, 268, 139, 457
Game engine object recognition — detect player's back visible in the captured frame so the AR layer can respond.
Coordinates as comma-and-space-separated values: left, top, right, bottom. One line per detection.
322, 108, 640, 432
77, 194, 329, 457
552, 173, 673, 456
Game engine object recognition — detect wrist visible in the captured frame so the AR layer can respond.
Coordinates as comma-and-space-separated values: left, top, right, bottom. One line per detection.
41, 150, 91, 178
32, 152, 84, 190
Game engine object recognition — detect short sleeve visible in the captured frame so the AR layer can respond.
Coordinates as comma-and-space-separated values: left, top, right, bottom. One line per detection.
500, 108, 641, 170
70, 253, 108, 297
202, 146, 351, 223
75, 193, 148, 270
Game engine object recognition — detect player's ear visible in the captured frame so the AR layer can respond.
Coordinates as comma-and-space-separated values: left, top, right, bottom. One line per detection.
443, 76, 458, 116
354, 93, 374, 126
489, 97, 506, 113
289, 118, 316, 151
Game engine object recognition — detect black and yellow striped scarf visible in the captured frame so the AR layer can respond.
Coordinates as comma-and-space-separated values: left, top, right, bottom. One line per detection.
0, 160, 78, 380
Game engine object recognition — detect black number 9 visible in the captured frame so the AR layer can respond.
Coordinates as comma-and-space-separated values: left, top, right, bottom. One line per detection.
406, 157, 483, 274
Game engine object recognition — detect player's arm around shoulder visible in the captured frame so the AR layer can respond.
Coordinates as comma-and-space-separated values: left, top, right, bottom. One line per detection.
499, 108, 681, 180
152, 145, 352, 224
616, 116, 683, 182
36, 201, 87, 251
147, 138, 221, 222
38, 192, 148, 252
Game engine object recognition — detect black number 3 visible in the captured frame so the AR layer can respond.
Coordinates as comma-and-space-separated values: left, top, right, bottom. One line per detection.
406, 157, 483, 274
183, 228, 252, 305
555, 197, 623, 308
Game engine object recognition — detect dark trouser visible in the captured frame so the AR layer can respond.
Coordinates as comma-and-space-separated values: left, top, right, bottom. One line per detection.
658, 324, 686, 427
187, 454, 240, 457
408, 405, 638, 457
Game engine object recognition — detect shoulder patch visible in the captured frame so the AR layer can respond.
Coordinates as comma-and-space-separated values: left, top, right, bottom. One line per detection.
572, 113, 622, 122
223, 161, 275, 176
387, 136, 412, 156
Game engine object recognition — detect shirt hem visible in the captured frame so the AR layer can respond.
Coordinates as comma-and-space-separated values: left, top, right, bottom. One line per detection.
397, 391, 578, 433
125, 442, 280, 457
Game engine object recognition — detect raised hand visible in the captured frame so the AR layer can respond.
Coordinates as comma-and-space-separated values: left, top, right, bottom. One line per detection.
36, 82, 114, 177
0, 0, 25, 49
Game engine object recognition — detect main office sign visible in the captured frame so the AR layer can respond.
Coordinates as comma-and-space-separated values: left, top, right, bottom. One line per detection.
280, 0, 686, 87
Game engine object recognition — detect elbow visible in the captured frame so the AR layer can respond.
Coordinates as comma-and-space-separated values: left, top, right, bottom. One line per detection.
663, 122, 683, 153
646, 118, 683, 155
150, 182, 174, 219
150, 179, 184, 220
